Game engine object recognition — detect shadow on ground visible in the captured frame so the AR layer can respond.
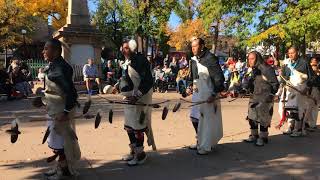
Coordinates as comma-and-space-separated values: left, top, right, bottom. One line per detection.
2, 130, 320, 180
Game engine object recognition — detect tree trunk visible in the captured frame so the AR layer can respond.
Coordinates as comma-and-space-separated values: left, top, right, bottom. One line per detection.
212, 21, 220, 54
4, 46, 8, 68
301, 34, 306, 58
144, 36, 149, 56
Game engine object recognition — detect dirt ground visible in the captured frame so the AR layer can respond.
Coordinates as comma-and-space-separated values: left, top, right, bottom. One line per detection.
0, 92, 319, 180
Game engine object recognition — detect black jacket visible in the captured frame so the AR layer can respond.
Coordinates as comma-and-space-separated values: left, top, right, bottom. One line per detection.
120, 53, 153, 95
190, 49, 225, 94
45, 56, 78, 111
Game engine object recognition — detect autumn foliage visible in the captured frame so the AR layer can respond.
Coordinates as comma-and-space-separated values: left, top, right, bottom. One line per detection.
16, 0, 67, 29
166, 18, 208, 50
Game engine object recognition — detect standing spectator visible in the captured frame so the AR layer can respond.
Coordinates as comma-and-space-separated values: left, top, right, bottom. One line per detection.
154, 54, 163, 67
105, 60, 116, 85
179, 56, 188, 69
228, 69, 241, 97
169, 57, 179, 76
83, 58, 103, 94
162, 64, 172, 92
226, 57, 236, 66
20, 61, 32, 82
305, 57, 320, 130
163, 54, 169, 66
38, 67, 46, 82
222, 64, 231, 90
176, 64, 189, 94
310, 58, 320, 75
235, 59, 244, 72
154, 65, 165, 92
7, 58, 20, 73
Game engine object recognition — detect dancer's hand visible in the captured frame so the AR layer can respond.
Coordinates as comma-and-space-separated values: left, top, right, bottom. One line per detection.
57, 113, 69, 121
125, 96, 138, 104
112, 87, 119, 94
186, 88, 192, 96
207, 95, 216, 103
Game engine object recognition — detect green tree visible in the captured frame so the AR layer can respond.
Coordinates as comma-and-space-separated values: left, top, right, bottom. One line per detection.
94, 0, 176, 55
0, 0, 34, 49
174, 0, 196, 22
244, 0, 320, 57
199, 0, 255, 53
94, 0, 127, 49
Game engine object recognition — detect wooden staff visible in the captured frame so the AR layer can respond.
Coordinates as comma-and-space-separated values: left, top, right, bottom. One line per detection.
97, 95, 170, 108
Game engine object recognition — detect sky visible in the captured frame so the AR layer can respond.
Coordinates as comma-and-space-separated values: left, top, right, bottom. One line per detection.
88, 0, 181, 29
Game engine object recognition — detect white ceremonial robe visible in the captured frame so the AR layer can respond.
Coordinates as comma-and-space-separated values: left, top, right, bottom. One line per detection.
121, 65, 156, 149
46, 115, 64, 150
190, 91, 201, 121
305, 87, 320, 128
194, 59, 223, 152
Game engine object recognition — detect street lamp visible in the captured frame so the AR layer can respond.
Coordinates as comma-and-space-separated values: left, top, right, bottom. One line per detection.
21, 29, 27, 59
21, 29, 27, 44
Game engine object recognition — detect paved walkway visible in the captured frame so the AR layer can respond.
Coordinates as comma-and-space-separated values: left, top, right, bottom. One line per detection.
0, 93, 319, 180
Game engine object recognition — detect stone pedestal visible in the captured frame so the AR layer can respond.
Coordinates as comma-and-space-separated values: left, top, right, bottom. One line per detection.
54, 26, 103, 65
53, 0, 103, 65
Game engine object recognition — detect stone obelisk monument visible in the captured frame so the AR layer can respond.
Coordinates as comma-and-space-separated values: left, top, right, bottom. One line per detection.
54, 0, 103, 65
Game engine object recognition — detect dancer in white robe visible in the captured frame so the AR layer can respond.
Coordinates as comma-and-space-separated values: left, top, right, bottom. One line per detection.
189, 38, 225, 155
280, 47, 315, 137
118, 39, 155, 166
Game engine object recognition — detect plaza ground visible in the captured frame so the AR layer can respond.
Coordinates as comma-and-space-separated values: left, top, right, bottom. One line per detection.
0, 93, 319, 180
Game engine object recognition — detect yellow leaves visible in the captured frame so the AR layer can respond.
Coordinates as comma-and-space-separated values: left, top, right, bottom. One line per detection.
167, 18, 208, 50
247, 25, 285, 46
15, 0, 67, 29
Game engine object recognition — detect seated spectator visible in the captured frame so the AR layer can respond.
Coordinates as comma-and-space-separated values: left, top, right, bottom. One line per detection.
7, 58, 20, 73
0, 68, 13, 100
176, 64, 189, 94
20, 61, 32, 82
162, 64, 172, 92
10, 66, 32, 98
37, 67, 45, 82
169, 57, 179, 77
83, 58, 103, 94
105, 60, 116, 85
154, 65, 166, 93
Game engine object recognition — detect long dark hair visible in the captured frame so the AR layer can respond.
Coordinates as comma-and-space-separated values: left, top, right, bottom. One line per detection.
248, 51, 265, 67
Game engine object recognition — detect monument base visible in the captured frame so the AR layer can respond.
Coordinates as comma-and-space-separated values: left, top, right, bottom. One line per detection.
53, 24, 104, 65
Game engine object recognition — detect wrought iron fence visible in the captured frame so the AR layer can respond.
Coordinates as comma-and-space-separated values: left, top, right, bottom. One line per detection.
25, 59, 47, 80
25, 59, 102, 82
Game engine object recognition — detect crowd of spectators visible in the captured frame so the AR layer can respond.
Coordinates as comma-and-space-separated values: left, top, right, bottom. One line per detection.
0, 58, 33, 100
80, 52, 320, 97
